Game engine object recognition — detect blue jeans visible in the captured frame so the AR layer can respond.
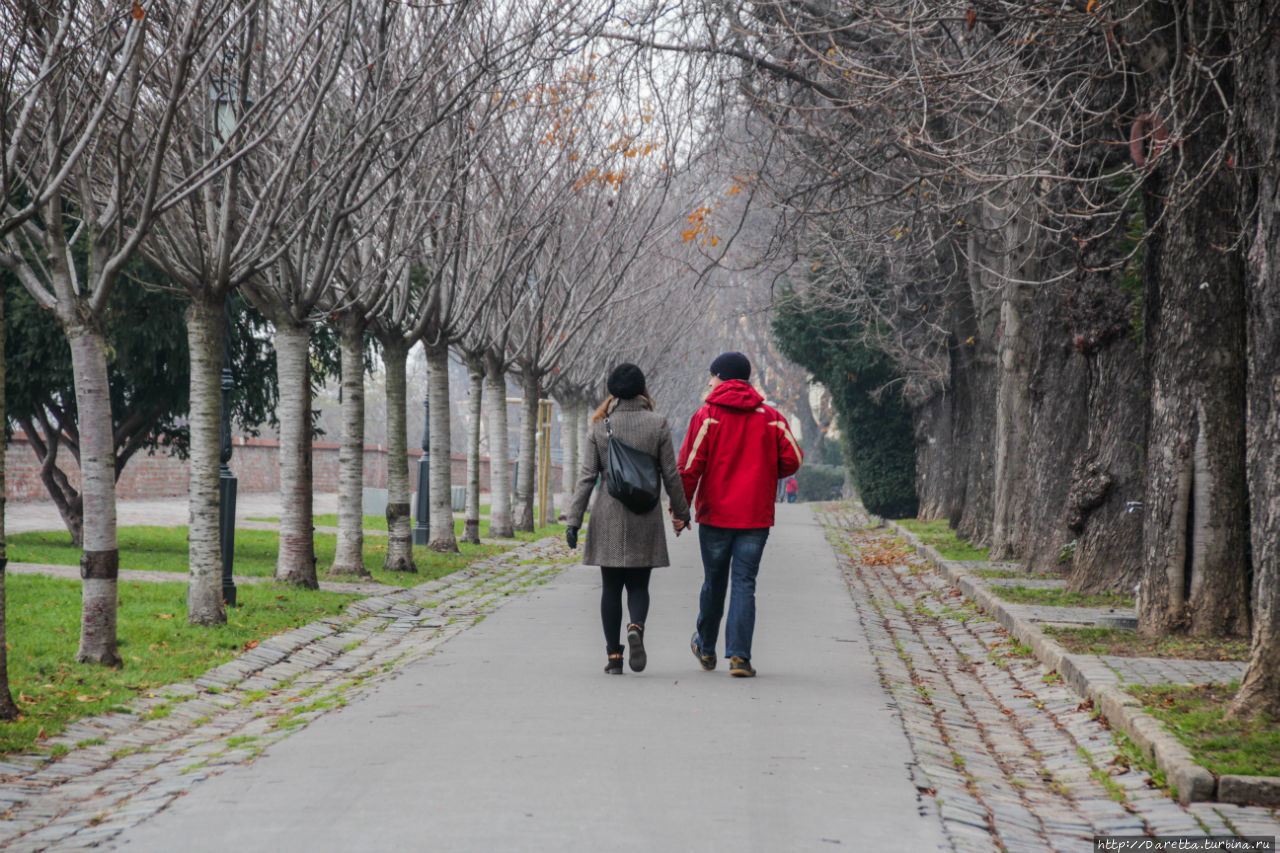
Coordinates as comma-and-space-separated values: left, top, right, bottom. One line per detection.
696, 525, 770, 661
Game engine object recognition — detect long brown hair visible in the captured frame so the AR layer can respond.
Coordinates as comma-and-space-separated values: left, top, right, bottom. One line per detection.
591, 392, 655, 423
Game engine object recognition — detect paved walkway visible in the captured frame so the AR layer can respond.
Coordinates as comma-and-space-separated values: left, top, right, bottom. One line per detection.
3, 500, 1278, 850
104, 504, 944, 852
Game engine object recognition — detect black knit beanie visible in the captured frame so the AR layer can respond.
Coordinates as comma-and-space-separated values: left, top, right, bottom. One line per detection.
709, 351, 751, 382
606, 363, 646, 399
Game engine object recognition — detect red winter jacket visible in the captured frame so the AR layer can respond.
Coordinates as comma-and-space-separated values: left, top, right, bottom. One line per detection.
678, 380, 803, 528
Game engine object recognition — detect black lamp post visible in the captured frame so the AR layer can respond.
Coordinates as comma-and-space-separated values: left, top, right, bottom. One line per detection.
219, 295, 238, 606
412, 390, 430, 545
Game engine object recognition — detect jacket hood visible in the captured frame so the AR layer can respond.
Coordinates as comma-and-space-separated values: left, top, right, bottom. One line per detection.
706, 379, 764, 411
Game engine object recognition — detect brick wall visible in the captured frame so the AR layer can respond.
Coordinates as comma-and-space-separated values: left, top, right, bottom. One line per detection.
4, 434, 562, 502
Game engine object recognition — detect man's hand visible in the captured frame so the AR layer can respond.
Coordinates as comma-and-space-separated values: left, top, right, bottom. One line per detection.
565, 526, 579, 549
672, 518, 687, 536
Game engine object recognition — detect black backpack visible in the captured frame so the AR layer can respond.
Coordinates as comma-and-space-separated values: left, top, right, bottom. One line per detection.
603, 417, 661, 514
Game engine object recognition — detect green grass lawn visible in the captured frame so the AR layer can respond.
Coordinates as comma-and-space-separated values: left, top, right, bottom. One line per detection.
1131, 682, 1280, 777
1, 575, 359, 754
993, 585, 1135, 609
1043, 626, 1250, 660
256, 513, 565, 545
895, 518, 991, 561
5, 526, 521, 588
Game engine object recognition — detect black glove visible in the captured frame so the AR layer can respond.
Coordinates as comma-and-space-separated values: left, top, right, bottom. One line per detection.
566, 526, 579, 549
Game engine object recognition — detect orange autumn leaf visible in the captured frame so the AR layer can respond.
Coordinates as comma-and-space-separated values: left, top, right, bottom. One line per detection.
131, 1, 145, 19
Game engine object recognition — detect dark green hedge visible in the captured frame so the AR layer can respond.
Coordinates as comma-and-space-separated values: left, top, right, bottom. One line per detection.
795, 463, 845, 502
773, 283, 918, 519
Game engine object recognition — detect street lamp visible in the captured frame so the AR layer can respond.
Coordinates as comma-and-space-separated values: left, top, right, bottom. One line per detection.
412, 390, 430, 546
211, 63, 241, 606
219, 294, 238, 606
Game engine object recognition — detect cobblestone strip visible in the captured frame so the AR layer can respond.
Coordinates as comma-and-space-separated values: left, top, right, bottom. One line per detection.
0, 541, 570, 852
815, 505, 1280, 852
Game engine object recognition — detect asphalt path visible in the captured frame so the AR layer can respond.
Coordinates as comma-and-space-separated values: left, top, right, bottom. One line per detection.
109, 504, 947, 852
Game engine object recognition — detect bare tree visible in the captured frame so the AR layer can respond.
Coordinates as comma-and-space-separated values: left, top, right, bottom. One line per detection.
2, 0, 262, 658
136, 0, 367, 620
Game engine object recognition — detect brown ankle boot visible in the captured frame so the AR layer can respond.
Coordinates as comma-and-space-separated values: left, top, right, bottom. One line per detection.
626, 623, 646, 672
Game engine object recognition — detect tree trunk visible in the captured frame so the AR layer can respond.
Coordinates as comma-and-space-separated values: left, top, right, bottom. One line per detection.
1227, 1, 1280, 718
380, 336, 416, 572
1050, 266, 1147, 592
794, 389, 825, 465
330, 313, 370, 577
946, 240, 999, 544
0, 283, 21, 717
184, 295, 228, 625
18, 415, 85, 547
462, 356, 484, 545
67, 324, 122, 665
273, 320, 318, 588
1138, 145, 1249, 637
485, 352, 514, 539
576, 401, 590, 481
559, 397, 579, 519
426, 344, 458, 552
912, 392, 957, 521
514, 371, 539, 532
989, 278, 1035, 560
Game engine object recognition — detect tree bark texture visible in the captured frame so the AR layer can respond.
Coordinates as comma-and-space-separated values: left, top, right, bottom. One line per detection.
989, 278, 1035, 560
67, 325, 122, 665
426, 345, 458, 552
514, 372, 539, 533
950, 254, 998, 545
331, 314, 370, 576
912, 392, 958, 521
462, 357, 484, 545
184, 296, 228, 625
576, 402, 590, 485
1228, 0, 1280, 718
273, 321, 318, 589
380, 337, 416, 572
1138, 143, 1249, 637
0, 284, 20, 717
559, 398, 579, 519
1051, 269, 1147, 592
485, 353, 514, 539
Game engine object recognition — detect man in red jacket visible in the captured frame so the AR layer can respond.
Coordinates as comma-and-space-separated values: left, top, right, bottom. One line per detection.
678, 352, 802, 677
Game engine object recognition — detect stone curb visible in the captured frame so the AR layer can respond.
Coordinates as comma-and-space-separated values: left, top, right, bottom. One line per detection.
881, 519, 1280, 807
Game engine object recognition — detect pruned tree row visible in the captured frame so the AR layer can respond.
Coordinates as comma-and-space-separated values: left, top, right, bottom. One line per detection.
618, 0, 1279, 717
0, 0, 746, 727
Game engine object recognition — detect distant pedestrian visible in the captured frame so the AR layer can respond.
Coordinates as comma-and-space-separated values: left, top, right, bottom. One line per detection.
679, 352, 803, 678
785, 475, 799, 503
566, 363, 691, 675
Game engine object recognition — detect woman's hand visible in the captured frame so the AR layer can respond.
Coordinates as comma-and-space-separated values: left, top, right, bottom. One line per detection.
672, 518, 688, 535
566, 526, 579, 549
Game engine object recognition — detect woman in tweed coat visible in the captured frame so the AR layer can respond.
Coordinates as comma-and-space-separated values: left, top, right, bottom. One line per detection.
566, 363, 691, 674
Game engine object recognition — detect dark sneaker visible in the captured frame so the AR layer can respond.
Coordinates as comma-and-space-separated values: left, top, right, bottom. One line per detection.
690, 632, 716, 671
729, 656, 756, 678
626, 623, 647, 673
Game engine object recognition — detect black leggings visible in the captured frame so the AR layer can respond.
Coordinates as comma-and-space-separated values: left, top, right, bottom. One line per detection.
600, 566, 652, 652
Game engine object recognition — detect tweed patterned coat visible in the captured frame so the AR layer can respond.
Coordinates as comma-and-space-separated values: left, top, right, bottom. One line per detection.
566, 397, 691, 568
